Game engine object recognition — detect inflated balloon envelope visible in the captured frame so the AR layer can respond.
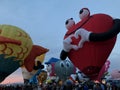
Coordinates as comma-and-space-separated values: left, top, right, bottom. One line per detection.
0, 25, 48, 82
64, 13, 116, 80
54, 60, 76, 81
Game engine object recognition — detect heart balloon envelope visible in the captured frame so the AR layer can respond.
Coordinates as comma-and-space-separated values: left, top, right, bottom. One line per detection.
64, 14, 116, 80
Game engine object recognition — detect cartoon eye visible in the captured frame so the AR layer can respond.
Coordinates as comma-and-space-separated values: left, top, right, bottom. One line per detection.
47, 64, 50, 67
60, 61, 65, 68
66, 61, 70, 67
70, 18, 73, 20
47, 64, 52, 70
79, 8, 90, 20
79, 9, 83, 14
65, 20, 69, 25
65, 18, 75, 30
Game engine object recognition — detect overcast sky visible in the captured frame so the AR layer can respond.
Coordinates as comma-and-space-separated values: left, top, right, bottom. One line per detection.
0, 0, 120, 84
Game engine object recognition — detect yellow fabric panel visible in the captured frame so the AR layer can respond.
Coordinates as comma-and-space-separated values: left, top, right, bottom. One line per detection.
0, 25, 33, 61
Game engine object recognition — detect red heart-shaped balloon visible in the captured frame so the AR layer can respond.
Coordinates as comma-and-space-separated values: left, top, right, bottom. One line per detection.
64, 14, 116, 80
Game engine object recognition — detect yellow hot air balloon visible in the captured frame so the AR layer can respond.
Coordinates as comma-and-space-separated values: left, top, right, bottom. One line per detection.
0, 24, 49, 83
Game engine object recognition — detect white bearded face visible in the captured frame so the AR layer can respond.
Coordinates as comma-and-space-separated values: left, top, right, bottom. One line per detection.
46, 64, 52, 73
79, 8, 90, 20
65, 18, 75, 30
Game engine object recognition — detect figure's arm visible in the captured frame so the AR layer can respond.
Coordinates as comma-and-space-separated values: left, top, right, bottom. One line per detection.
60, 34, 79, 60
89, 19, 120, 41
60, 49, 68, 60
75, 19, 120, 48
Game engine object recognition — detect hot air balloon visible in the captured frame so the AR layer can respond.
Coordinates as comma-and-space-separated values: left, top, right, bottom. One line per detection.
97, 60, 110, 81
29, 69, 47, 85
60, 8, 116, 80
54, 60, 76, 81
45, 57, 59, 77
0, 24, 49, 83
37, 70, 47, 84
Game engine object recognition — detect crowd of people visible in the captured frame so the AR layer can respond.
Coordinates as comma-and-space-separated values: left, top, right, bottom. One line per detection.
0, 78, 120, 90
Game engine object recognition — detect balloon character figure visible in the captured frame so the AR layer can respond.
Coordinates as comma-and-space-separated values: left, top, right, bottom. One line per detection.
97, 60, 110, 81
54, 60, 76, 81
37, 70, 47, 84
29, 69, 47, 85
45, 57, 60, 80
60, 8, 119, 80
0, 25, 49, 83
